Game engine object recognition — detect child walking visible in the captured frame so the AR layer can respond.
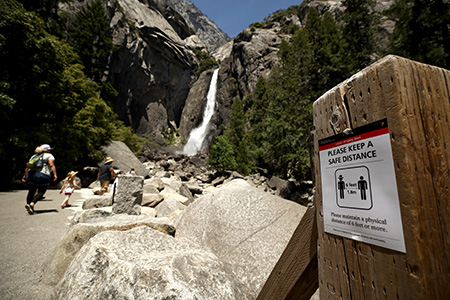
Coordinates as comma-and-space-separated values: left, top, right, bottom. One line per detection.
60, 171, 81, 208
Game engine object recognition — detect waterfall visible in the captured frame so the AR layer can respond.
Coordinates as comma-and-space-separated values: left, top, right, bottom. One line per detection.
183, 69, 219, 156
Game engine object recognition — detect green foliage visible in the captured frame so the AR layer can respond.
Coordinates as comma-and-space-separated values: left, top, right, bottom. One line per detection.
224, 97, 254, 175
197, 57, 219, 75
279, 23, 300, 34
249, 22, 265, 29
340, 0, 380, 71
208, 135, 237, 174
271, 5, 301, 21
245, 8, 351, 179
387, 0, 450, 69
0, 0, 140, 188
194, 49, 219, 75
67, 0, 113, 82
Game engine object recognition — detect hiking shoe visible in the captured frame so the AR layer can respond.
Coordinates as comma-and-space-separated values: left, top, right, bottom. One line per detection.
25, 204, 34, 215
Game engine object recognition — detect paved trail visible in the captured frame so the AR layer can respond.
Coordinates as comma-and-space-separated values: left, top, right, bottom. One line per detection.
0, 187, 89, 299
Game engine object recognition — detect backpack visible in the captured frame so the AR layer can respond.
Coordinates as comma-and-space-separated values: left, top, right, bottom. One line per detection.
27, 153, 44, 170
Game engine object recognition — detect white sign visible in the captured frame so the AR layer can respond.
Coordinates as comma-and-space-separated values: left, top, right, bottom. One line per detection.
319, 119, 406, 253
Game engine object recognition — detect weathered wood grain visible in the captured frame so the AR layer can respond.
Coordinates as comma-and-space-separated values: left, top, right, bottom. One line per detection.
313, 55, 450, 299
256, 206, 318, 300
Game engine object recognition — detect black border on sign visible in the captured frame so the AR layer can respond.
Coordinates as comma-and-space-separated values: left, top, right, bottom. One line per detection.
335, 166, 373, 210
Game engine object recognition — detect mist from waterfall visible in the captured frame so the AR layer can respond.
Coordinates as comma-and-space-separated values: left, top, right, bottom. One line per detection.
183, 69, 219, 156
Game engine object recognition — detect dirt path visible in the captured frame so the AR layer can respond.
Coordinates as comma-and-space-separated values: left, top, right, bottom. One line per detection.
0, 187, 89, 299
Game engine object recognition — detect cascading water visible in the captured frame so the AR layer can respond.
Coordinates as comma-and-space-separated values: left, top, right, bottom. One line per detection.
183, 69, 219, 156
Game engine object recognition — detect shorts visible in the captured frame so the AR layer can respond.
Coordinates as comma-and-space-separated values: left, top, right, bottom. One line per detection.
100, 180, 110, 193
27, 171, 51, 186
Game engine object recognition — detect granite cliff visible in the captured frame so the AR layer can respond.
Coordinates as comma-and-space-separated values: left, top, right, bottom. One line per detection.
59, 0, 394, 153
59, 0, 228, 147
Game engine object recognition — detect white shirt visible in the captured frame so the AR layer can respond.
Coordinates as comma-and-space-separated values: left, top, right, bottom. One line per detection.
40, 153, 55, 176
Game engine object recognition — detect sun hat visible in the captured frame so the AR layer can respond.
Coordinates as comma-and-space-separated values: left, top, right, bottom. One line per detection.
41, 144, 53, 151
66, 171, 79, 180
104, 157, 114, 164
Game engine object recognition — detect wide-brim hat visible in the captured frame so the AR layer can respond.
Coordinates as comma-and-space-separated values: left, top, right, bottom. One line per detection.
67, 171, 79, 178
67, 171, 78, 177
104, 157, 114, 164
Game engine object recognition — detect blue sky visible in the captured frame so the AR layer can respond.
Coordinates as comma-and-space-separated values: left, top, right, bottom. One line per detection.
191, 0, 303, 38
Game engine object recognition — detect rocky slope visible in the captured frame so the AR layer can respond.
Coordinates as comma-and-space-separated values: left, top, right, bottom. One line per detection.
164, 0, 231, 52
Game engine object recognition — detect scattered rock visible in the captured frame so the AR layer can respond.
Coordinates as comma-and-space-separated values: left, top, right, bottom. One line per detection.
142, 193, 164, 207
156, 197, 188, 218
81, 195, 112, 210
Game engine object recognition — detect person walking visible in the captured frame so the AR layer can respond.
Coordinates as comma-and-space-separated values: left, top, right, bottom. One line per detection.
22, 144, 57, 214
97, 157, 118, 195
60, 171, 81, 208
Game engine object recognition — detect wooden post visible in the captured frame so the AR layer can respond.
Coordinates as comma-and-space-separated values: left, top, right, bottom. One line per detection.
313, 55, 450, 299
256, 206, 318, 300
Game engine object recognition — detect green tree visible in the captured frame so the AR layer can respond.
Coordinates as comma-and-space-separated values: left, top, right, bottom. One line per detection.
245, 8, 349, 179
225, 97, 253, 175
18, 0, 59, 23
0, 0, 139, 188
387, 0, 450, 68
246, 76, 272, 166
208, 135, 237, 174
67, 0, 113, 82
341, 0, 380, 71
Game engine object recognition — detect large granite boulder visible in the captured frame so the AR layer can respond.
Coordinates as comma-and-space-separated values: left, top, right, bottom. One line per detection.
101, 141, 147, 177
52, 226, 248, 300
44, 213, 175, 286
175, 179, 308, 299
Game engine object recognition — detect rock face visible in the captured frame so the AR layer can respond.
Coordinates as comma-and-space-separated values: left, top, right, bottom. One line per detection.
175, 179, 308, 299
178, 69, 215, 137
209, 13, 302, 143
58, 0, 221, 145
52, 226, 248, 300
165, 0, 231, 51
107, 0, 197, 142
203, 0, 395, 150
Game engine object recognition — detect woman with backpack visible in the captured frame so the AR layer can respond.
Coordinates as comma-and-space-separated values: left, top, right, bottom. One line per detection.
22, 144, 57, 215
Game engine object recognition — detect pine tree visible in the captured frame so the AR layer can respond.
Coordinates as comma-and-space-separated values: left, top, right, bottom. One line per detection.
387, 0, 450, 69
208, 135, 237, 174
341, 0, 380, 72
245, 8, 350, 179
225, 97, 253, 175
68, 0, 112, 82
